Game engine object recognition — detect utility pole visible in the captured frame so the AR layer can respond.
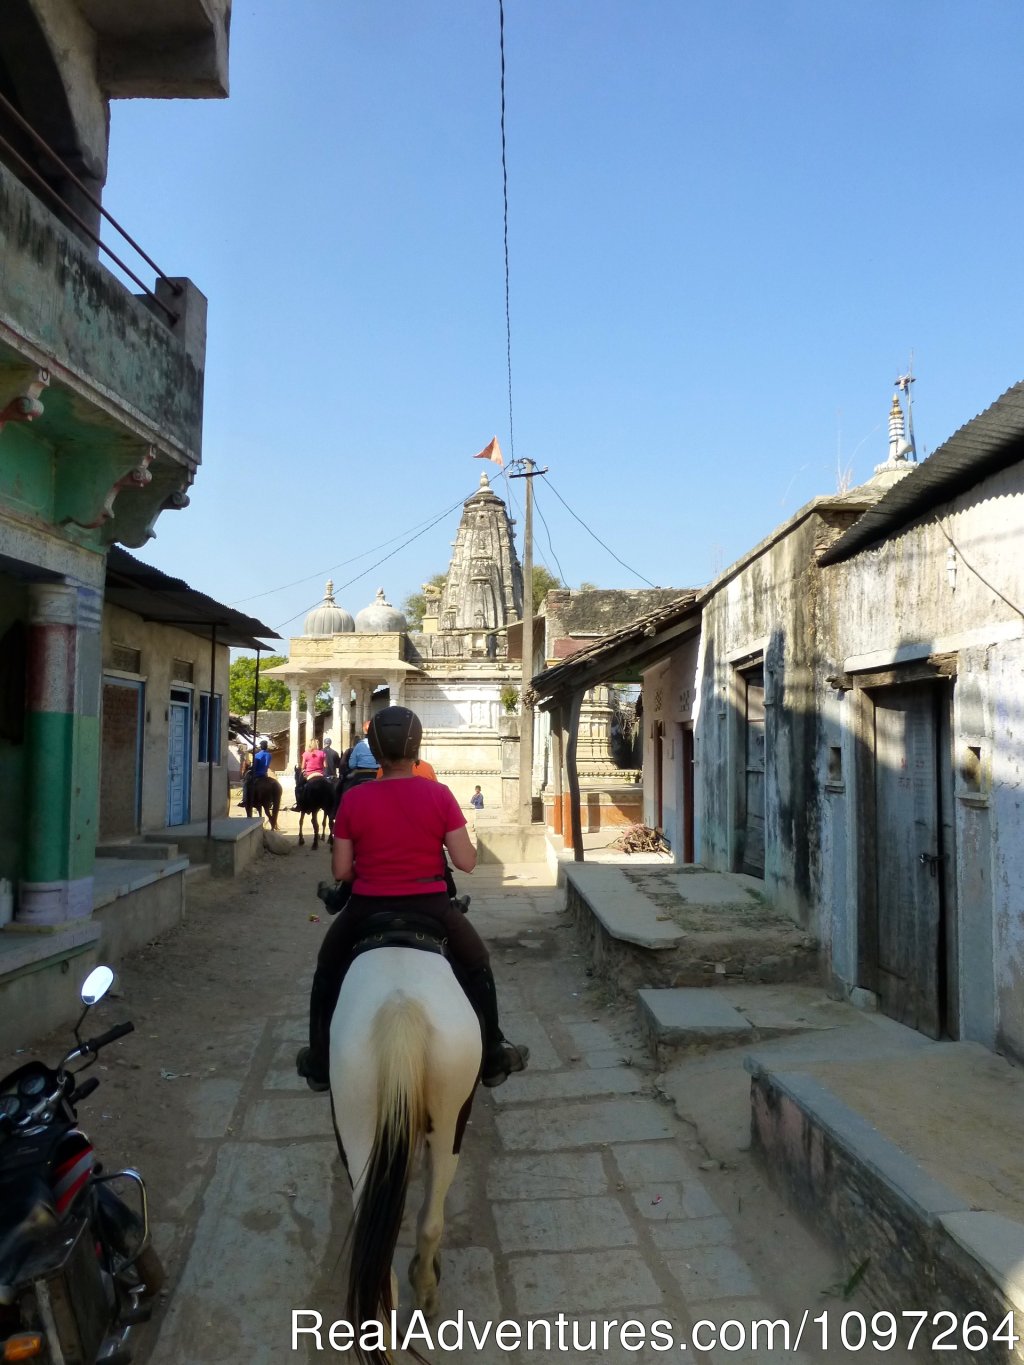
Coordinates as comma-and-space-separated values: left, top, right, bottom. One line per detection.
509, 458, 545, 825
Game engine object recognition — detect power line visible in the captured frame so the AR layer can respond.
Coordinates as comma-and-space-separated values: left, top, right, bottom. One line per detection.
532, 483, 567, 585
273, 489, 478, 633
540, 474, 657, 587
499, 0, 514, 462
230, 495, 470, 608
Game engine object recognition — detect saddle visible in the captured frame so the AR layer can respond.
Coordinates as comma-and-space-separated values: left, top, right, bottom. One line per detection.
349, 910, 448, 961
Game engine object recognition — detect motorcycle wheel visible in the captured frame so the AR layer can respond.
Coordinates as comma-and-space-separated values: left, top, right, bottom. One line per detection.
132, 1245, 166, 1297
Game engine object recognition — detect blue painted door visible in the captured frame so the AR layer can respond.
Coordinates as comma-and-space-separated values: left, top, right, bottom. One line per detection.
167, 698, 192, 826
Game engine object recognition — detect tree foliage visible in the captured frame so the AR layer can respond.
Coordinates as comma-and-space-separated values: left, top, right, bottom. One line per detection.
403, 572, 447, 629
530, 565, 564, 614
228, 658, 335, 716
229, 656, 290, 714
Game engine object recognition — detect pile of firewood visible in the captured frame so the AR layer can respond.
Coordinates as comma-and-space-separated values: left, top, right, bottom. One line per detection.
610, 823, 665, 854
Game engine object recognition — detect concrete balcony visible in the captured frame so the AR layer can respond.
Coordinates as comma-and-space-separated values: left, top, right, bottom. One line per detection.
0, 157, 207, 548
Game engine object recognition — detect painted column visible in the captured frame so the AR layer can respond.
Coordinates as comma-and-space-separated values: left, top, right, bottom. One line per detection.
288, 686, 300, 770
388, 673, 405, 707
19, 580, 102, 925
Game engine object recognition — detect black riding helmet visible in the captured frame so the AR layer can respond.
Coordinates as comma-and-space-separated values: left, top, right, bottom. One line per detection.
366, 706, 422, 764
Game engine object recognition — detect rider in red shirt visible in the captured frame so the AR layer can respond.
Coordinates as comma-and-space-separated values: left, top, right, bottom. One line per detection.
296, 706, 528, 1092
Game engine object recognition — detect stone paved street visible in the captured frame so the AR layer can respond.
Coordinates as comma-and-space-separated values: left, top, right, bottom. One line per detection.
57, 846, 915, 1365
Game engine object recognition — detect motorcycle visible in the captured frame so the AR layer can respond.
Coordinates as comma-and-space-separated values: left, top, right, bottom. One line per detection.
0, 966, 163, 1364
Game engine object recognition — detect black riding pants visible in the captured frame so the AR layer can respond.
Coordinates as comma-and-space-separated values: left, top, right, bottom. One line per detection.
307, 892, 490, 1073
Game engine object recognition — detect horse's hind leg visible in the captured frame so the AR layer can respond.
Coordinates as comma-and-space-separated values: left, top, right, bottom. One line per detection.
409, 1144, 460, 1317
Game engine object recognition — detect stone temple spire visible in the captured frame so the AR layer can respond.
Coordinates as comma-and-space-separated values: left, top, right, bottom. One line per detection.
870, 394, 915, 490
439, 471, 524, 632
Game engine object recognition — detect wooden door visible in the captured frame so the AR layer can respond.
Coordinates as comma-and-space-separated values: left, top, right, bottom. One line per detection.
871, 682, 948, 1037
738, 666, 765, 877
167, 695, 192, 827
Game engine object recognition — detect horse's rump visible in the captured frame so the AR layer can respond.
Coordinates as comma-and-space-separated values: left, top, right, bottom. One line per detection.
331, 950, 481, 1360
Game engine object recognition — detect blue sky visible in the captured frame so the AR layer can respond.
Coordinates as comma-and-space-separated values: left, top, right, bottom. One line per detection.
104, 1, 1024, 648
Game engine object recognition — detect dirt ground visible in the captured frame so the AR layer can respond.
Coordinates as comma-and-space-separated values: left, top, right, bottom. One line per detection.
4, 818, 918, 1363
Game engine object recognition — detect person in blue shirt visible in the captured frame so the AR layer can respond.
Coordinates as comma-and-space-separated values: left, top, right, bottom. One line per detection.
470, 786, 484, 809
241, 739, 273, 808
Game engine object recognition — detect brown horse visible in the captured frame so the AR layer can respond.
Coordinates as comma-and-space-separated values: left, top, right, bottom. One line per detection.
296, 775, 335, 851
244, 775, 282, 829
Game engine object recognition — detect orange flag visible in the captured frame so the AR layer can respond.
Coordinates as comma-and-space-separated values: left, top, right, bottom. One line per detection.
473, 436, 503, 466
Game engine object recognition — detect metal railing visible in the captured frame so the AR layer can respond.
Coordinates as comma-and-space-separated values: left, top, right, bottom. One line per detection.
0, 89, 181, 324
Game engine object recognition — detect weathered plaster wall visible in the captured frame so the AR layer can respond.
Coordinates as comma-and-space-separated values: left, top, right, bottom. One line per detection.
823, 465, 1024, 1053
100, 604, 230, 830
695, 513, 823, 928
405, 674, 511, 810
32, 0, 107, 177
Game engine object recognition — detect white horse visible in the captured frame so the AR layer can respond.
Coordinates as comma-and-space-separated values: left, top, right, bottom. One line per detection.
330, 946, 482, 1362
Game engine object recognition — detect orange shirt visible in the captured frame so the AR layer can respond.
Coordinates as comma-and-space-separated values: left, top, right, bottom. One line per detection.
375, 758, 437, 782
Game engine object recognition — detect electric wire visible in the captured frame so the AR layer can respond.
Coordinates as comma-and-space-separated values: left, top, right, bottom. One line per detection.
273, 489, 478, 633
229, 494, 471, 608
532, 483, 567, 586
499, 0, 514, 463
540, 473, 658, 587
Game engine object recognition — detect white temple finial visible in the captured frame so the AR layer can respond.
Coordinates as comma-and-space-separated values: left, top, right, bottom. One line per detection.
479, 471, 490, 488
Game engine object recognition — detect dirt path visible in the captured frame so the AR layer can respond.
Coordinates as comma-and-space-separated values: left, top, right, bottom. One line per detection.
7, 829, 916, 1363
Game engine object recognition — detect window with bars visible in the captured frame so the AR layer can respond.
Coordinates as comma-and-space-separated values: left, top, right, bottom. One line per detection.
172, 658, 194, 683
197, 692, 222, 764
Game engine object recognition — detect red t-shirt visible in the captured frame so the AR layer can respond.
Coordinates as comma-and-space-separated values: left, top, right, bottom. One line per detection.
334, 778, 466, 896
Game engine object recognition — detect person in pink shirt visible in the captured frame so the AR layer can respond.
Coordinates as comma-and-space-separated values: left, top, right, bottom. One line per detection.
292, 738, 326, 808
296, 706, 528, 1092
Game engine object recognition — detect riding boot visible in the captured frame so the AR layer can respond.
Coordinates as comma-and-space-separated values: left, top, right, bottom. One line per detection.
296, 963, 336, 1093
458, 964, 529, 1088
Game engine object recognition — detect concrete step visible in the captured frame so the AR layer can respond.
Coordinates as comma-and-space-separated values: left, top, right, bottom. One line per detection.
95, 841, 179, 861
638, 988, 813, 1070
184, 863, 212, 887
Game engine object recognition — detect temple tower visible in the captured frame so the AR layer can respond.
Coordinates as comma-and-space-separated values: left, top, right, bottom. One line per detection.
439, 472, 524, 636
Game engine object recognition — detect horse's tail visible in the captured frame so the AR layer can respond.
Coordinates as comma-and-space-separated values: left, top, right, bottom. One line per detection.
348, 994, 430, 1357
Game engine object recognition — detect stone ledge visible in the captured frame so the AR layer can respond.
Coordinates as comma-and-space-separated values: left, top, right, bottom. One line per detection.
93, 857, 190, 909
749, 1061, 1024, 1362
566, 865, 683, 949
0, 919, 101, 975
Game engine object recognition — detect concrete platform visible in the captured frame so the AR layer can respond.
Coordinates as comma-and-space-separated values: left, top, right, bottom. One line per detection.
144, 817, 263, 878
565, 862, 819, 994
747, 1041, 1024, 1362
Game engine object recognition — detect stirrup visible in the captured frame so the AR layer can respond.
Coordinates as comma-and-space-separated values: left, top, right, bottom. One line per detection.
482, 1042, 529, 1088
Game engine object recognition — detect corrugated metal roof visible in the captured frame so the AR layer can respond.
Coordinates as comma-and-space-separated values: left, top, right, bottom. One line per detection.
526, 591, 701, 710
106, 548, 278, 650
820, 379, 1024, 565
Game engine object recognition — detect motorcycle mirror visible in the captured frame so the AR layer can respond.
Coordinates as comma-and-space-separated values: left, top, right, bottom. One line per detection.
80, 965, 115, 1007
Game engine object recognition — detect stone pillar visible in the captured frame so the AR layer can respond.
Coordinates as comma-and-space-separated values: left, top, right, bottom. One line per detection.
18, 580, 102, 925
340, 687, 352, 751
388, 673, 405, 706
304, 690, 316, 750
330, 675, 343, 748
288, 686, 300, 770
